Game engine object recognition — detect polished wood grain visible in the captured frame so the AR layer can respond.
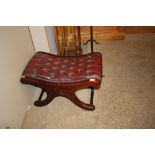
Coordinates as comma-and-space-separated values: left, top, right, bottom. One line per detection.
80, 26, 125, 42
53, 26, 82, 56
126, 26, 155, 33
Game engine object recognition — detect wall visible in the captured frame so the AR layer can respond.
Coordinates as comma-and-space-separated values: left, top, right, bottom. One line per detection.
45, 26, 57, 54
0, 27, 35, 128
29, 26, 51, 53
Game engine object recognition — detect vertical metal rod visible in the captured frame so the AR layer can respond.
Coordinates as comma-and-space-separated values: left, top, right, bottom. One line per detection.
37, 89, 45, 102
90, 87, 94, 105
53, 27, 60, 54
61, 26, 66, 56
90, 26, 94, 104
90, 26, 94, 53
73, 26, 78, 56
77, 26, 82, 55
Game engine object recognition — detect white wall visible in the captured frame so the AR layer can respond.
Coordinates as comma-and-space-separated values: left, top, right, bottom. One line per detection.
45, 26, 57, 54
0, 27, 35, 128
29, 26, 50, 53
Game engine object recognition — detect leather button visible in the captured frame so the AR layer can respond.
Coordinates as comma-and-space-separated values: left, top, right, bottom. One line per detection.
88, 55, 92, 58
60, 70, 65, 74
61, 64, 67, 68
87, 64, 96, 68
69, 67, 74, 70
71, 62, 76, 65
45, 62, 50, 66
79, 58, 84, 62
87, 59, 94, 63
86, 70, 93, 75
47, 58, 52, 61
43, 68, 49, 72
78, 63, 84, 67
68, 72, 74, 77
52, 66, 58, 70
37, 59, 42, 62
63, 59, 68, 63
54, 62, 59, 65
35, 63, 41, 66
32, 68, 38, 74
50, 73, 55, 78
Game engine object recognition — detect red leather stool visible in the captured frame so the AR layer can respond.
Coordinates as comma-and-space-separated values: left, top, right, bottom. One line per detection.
20, 51, 102, 111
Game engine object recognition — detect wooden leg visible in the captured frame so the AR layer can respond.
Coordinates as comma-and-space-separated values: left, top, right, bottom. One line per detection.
60, 90, 95, 111
34, 89, 59, 107
68, 92, 95, 111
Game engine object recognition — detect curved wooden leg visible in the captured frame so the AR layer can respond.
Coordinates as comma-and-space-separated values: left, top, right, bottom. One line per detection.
34, 90, 59, 107
63, 91, 95, 111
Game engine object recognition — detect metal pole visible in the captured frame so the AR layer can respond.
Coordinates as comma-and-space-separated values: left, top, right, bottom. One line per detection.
90, 26, 94, 53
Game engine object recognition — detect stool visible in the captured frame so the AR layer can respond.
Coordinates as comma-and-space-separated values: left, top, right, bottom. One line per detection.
20, 51, 102, 111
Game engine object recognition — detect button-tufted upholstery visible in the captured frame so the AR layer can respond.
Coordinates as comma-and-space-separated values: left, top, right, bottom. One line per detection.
22, 52, 102, 83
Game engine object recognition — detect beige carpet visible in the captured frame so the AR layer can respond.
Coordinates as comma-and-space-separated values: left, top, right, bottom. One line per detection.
22, 33, 155, 129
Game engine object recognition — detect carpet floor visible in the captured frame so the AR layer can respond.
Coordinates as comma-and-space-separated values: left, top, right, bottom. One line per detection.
22, 33, 155, 129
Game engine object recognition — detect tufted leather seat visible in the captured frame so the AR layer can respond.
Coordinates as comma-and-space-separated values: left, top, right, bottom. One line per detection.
22, 51, 102, 84
20, 51, 103, 111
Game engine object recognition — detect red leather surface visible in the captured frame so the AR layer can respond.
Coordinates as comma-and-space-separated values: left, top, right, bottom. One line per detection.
22, 52, 102, 83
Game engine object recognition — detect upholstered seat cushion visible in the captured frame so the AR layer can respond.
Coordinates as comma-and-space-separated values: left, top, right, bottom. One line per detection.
22, 52, 102, 83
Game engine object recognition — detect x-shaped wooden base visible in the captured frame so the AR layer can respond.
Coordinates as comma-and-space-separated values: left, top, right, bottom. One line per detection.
34, 87, 95, 111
